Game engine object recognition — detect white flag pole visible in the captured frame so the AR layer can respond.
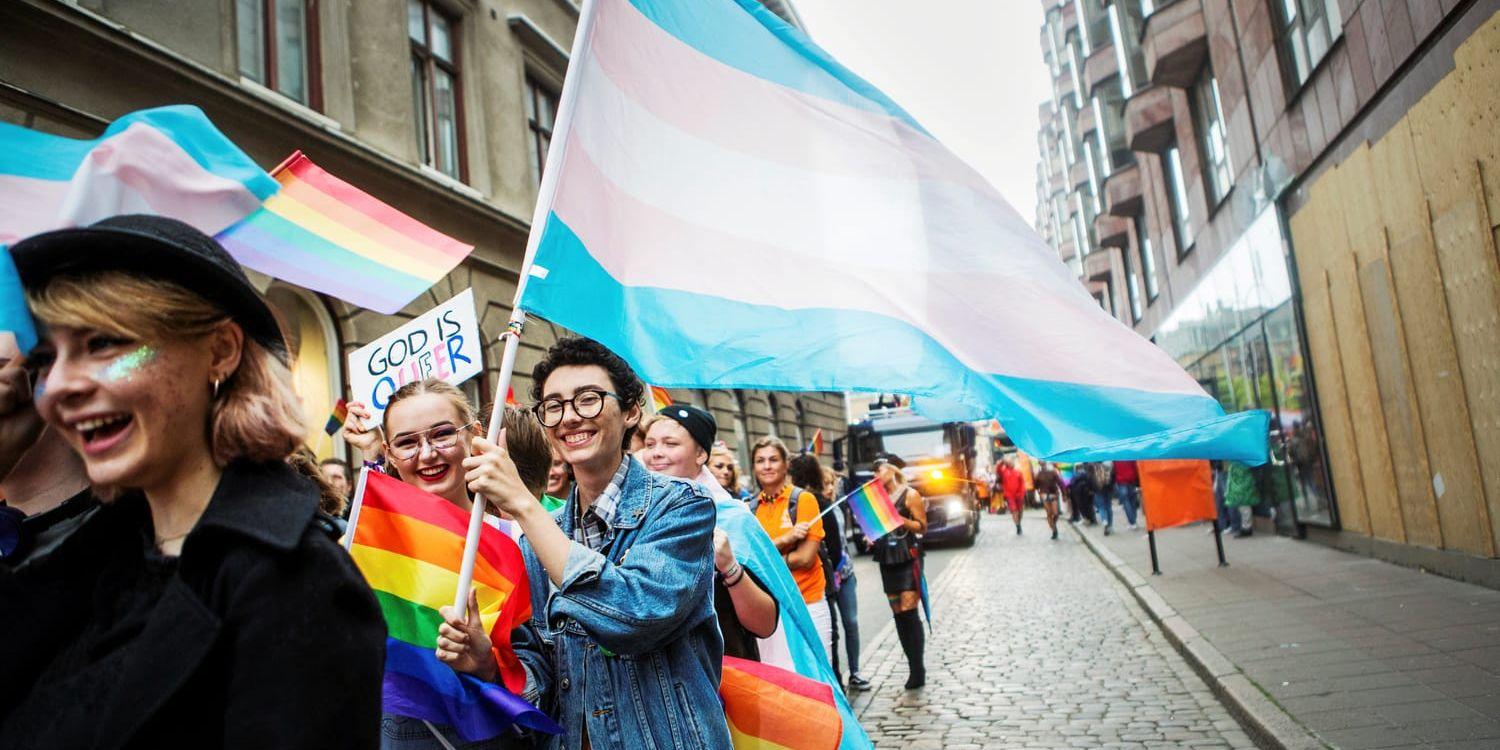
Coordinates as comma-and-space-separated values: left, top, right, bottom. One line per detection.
343, 465, 371, 551
450, 0, 598, 611
814, 480, 876, 521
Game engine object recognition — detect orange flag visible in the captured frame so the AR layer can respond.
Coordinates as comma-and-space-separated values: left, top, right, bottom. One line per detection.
1138, 459, 1215, 532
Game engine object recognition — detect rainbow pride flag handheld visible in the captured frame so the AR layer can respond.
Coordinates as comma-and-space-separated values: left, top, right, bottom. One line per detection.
805, 428, 824, 456
649, 385, 673, 411
517, 0, 1270, 464
323, 398, 349, 436
721, 655, 842, 750
844, 480, 903, 541
0, 105, 275, 246
348, 470, 560, 740
217, 152, 474, 314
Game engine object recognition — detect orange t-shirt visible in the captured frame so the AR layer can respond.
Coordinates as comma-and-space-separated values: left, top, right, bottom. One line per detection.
754, 484, 826, 603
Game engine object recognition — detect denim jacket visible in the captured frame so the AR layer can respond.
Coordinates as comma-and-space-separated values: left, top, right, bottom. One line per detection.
516, 458, 732, 750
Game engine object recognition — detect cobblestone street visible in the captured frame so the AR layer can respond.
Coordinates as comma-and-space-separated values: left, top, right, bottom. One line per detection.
849, 517, 1259, 748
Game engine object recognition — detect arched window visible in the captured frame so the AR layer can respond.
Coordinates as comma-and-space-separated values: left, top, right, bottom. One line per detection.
765, 392, 780, 439
264, 284, 343, 459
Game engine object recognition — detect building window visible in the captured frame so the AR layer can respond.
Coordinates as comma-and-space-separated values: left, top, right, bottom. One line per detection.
524, 75, 559, 186
1123, 244, 1143, 322
1191, 67, 1234, 204
1134, 210, 1159, 299
237, 0, 319, 108
410, 0, 464, 180
1163, 143, 1194, 256
1274, 0, 1342, 87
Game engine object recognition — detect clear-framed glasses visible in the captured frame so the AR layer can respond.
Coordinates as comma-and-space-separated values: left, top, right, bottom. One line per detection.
533, 389, 620, 428
387, 421, 479, 460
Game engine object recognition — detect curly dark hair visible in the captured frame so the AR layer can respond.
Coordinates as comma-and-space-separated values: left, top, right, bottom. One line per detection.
788, 453, 827, 501
530, 337, 644, 448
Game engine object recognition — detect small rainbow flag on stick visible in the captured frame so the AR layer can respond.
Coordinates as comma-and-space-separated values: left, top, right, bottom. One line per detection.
842, 479, 904, 541
805, 428, 824, 456
323, 398, 349, 436
347, 470, 559, 740
217, 151, 474, 314
721, 655, 842, 750
649, 385, 673, 412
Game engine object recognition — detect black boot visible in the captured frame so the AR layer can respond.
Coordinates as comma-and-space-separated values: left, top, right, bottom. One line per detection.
894, 609, 925, 689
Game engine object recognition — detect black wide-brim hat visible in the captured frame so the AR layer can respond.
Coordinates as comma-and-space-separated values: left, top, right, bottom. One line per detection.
11, 214, 287, 360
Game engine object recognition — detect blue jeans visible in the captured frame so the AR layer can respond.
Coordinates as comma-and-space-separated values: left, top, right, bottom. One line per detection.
833, 570, 861, 676
1094, 490, 1112, 527
1115, 484, 1140, 526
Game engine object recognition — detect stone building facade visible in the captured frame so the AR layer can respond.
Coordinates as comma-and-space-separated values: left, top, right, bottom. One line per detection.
1035, 0, 1500, 586
1, 0, 845, 473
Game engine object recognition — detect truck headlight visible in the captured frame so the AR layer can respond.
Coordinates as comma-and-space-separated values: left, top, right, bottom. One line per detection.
946, 499, 965, 517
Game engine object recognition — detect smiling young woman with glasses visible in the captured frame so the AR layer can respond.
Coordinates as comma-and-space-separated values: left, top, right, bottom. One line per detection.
340, 377, 556, 748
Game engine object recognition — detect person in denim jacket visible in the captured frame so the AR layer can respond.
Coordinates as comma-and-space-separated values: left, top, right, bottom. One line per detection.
462, 337, 731, 750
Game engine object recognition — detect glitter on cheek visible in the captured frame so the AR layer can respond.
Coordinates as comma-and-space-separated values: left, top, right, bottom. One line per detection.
97, 345, 158, 384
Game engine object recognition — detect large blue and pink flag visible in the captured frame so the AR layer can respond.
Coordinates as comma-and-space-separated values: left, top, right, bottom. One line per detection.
0, 109, 472, 316
0, 106, 276, 245
517, 0, 1269, 463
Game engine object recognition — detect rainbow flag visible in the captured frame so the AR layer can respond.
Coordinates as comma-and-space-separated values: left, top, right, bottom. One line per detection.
806, 428, 823, 456
649, 385, 673, 411
217, 151, 474, 314
348, 470, 559, 740
721, 655, 841, 750
844, 480, 903, 541
323, 398, 349, 436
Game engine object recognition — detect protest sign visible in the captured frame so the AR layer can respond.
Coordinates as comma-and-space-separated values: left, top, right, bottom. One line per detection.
348, 288, 481, 419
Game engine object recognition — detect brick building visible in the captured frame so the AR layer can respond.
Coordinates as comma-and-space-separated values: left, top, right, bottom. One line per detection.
1035, 0, 1500, 586
0, 0, 845, 472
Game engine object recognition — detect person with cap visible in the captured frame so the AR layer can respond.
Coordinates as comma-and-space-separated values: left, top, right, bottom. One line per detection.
0, 215, 386, 748
640, 405, 779, 660
869, 452, 928, 689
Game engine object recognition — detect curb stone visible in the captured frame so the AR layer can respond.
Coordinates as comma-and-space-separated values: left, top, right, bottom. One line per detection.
1067, 522, 1329, 750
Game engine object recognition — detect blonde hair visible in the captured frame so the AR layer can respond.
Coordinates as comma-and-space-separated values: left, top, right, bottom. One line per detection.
500, 405, 549, 497
750, 435, 789, 462
710, 444, 742, 494
29, 272, 304, 469
382, 378, 479, 435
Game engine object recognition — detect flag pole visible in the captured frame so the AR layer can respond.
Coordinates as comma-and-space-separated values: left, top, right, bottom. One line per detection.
814, 479, 877, 521
343, 465, 371, 551
450, 0, 598, 611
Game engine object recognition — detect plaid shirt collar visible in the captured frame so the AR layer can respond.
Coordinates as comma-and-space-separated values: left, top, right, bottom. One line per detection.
572, 455, 632, 551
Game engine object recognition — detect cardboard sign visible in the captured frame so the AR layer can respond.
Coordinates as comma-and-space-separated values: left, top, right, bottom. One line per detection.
348, 288, 482, 419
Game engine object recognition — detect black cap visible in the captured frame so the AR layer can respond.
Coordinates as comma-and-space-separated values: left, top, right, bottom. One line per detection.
659, 404, 717, 454
11, 215, 287, 360
873, 452, 906, 469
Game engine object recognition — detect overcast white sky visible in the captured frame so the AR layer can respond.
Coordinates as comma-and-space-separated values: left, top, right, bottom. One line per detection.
793, 0, 1051, 227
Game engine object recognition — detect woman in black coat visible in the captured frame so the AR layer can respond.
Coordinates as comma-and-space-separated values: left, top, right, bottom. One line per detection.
0, 215, 385, 749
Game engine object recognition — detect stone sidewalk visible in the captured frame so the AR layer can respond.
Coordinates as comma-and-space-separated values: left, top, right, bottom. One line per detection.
1076, 521, 1500, 750
849, 522, 1258, 749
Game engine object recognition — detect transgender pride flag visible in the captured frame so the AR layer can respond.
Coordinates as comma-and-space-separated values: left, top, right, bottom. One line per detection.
519, 0, 1269, 463
0, 106, 275, 245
